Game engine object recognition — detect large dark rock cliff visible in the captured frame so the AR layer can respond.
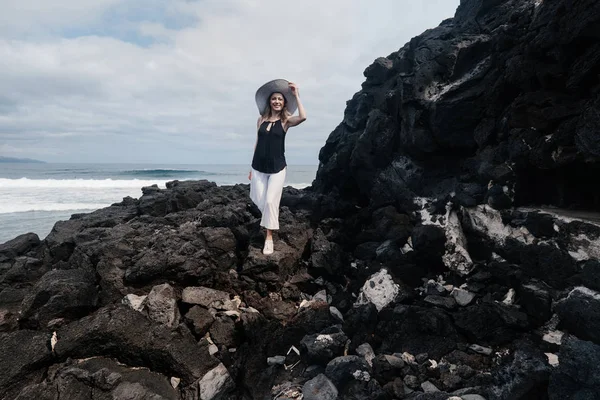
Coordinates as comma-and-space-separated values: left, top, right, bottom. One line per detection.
314, 0, 600, 213
1, 0, 599, 399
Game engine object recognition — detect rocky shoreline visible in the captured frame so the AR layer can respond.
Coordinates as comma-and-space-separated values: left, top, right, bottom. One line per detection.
2, 0, 600, 398
1, 180, 599, 399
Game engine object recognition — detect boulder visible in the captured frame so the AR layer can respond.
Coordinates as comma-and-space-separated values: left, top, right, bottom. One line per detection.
19, 269, 98, 329
549, 335, 600, 399
555, 286, 600, 345
303, 373, 338, 400
145, 283, 180, 327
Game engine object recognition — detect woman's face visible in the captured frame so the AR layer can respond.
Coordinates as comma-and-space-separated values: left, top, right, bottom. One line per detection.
269, 93, 285, 112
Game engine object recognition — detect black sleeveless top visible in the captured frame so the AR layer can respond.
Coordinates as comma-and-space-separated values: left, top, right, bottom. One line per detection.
251, 119, 287, 174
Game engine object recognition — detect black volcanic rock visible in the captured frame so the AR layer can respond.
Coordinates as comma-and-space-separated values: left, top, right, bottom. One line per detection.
12, 357, 180, 400
0, 233, 40, 259
555, 286, 600, 345
454, 302, 526, 346
517, 280, 552, 326
549, 335, 600, 399
19, 268, 98, 329
54, 305, 219, 384
325, 355, 371, 388
0, 330, 53, 398
300, 325, 348, 365
486, 341, 551, 400
378, 306, 460, 359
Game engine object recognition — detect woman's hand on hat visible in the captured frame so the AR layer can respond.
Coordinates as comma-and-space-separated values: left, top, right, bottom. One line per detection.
289, 82, 299, 97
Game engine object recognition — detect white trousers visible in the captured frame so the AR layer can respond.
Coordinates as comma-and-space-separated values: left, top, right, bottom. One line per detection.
250, 167, 286, 230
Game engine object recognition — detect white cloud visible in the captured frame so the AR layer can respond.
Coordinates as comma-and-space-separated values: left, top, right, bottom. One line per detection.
0, 0, 460, 164
0, 0, 123, 36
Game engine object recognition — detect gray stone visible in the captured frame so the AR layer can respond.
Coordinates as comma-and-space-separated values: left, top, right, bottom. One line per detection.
302, 374, 338, 400
384, 355, 405, 368
462, 395, 487, 400
421, 380, 440, 392
267, 356, 286, 366
198, 363, 234, 400
182, 287, 230, 309
469, 344, 492, 355
452, 288, 476, 306
356, 343, 375, 366
145, 283, 179, 327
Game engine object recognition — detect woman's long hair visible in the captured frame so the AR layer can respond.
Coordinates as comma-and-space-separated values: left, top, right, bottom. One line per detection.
261, 92, 291, 122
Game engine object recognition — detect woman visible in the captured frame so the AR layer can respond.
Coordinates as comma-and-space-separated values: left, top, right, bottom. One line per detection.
249, 79, 306, 255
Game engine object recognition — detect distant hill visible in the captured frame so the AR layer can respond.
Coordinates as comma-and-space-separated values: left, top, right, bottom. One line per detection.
0, 156, 45, 163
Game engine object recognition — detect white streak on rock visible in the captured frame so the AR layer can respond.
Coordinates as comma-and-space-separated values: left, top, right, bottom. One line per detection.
546, 352, 559, 366
567, 286, 600, 301
121, 294, 147, 312
415, 198, 474, 275
461, 205, 534, 246
570, 234, 600, 261
425, 56, 491, 102
442, 210, 474, 275
51, 331, 58, 352
502, 288, 516, 305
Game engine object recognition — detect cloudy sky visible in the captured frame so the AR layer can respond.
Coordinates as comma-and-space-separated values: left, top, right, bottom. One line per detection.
0, 0, 459, 165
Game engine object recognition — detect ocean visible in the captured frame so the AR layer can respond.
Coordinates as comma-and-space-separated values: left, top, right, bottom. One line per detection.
0, 163, 318, 244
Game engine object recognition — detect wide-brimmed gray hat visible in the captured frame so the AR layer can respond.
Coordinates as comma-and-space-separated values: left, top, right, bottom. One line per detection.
255, 79, 297, 115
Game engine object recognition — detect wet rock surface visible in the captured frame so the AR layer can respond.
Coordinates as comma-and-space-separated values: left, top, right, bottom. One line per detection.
1, 0, 600, 398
